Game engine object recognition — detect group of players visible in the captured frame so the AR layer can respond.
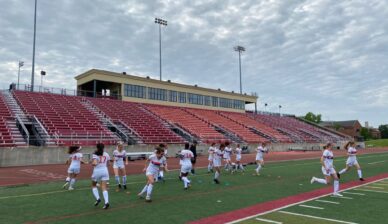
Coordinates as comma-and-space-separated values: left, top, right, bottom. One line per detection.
63, 140, 363, 209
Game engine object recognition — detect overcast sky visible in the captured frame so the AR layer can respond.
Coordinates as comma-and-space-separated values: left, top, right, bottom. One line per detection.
1, 0, 387, 127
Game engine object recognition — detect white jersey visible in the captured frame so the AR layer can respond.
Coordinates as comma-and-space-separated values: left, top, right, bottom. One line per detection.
322, 149, 334, 169
256, 146, 267, 161
113, 149, 126, 167
235, 148, 242, 161
146, 154, 167, 176
223, 147, 232, 160
208, 146, 215, 161
213, 148, 224, 167
180, 149, 194, 166
346, 147, 358, 166
92, 152, 110, 171
69, 152, 83, 169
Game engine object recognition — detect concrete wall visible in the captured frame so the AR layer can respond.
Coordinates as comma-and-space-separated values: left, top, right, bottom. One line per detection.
0, 141, 361, 167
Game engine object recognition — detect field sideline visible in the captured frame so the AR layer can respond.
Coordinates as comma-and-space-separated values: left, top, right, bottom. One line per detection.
0, 150, 387, 224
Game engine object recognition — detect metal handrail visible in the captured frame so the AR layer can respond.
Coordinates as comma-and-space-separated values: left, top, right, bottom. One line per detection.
15, 114, 29, 144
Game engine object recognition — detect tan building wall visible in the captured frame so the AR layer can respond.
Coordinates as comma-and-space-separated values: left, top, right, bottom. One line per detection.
75, 69, 258, 113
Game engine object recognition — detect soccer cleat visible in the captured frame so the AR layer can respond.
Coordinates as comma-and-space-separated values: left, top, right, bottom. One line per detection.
360, 178, 365, 181
178, 176, 182, 181
310, 177, 316, 184
68, 187, 74, 191
94, 199, 101, 206
337, 172, 341, 179
214, 179, 220, 184
184, 187, 188, 190
123, 185, 127, 190
332, 192, 343, 197
145, 196, 152, 202
137, 193, 144, 199
62, 182, 69, 189
103, 203, 109, 209
118, 184, 122, 189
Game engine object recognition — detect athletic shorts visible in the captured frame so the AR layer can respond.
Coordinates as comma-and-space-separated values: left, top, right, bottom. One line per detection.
213, 159, 222, 167
346, 158, 358, 167
68, 167, 80, 174
146, 169, 159, 177
181, 164, 192, 174
92, 169, 109, 182
321, 167, 336, 176
256, 155, 263, 161
113, 163, 125, 169
208, 156, 214, 162
236, 155, 242, 161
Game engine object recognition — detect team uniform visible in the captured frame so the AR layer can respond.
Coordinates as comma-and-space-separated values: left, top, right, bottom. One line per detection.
91, 152, 110, 182
255, 146, 268, 175
338, 146, 363, 180
234, 147, 244, 171
180, 149, 194, 189
68, 152, 83, 174
223, 147, 233, 171
207, 146, 215, 172
311, 149, 341, 196
138, 154, 167, 201
213, 148, 224, 168
113, 149, 127, 188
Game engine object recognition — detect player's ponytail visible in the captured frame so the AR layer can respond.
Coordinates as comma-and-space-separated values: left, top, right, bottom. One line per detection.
185, 142, 190, 149
95, 143, 105, 156
68, 145, 80, 154
325, 143, 332, 149
344, 141, 351, 150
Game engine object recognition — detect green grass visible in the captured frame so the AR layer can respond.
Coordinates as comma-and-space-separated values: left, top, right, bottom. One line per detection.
1, 153, 388, 224
365, 139, 388, 147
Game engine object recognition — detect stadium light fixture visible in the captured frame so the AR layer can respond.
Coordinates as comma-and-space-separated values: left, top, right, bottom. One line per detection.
234, 45, 245, 94
279, 105, 282, 115
264, 103, 268, 112
40, 70, 46, 87
18, 60, 24, 88
31, 0, 38, 91
155, 18, 167, 81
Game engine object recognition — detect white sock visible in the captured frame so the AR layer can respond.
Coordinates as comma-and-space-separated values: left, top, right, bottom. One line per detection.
140, 184, 148, 195
122, 176, 127, 185
215, 171, 220, 179
339, 169, 347, 175
146, 184, 153, 197
65, 177, 70, 182
208, 164, 212, 172
256, 164, 261, 173
159, 171, 164, 178
182, 177, 188, 188
357, 170, 362, 178
334, 180, 339, 193
92, 187, 100, 200
240, 164, 244, 170
102, 190, 109, 204
315, 178, 327, 185
69, 178, 76, 188
115, 176, 120, 185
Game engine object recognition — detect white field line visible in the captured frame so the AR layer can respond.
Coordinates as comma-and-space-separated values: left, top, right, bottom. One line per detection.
299, 204, 324, 210
278, 211, 358, 224
227, 177, 388, 224
330, 196, 353, 199
315, 199, 340, 204
372, 183, 388, 186
255, 218, 283, 224
368, 161, 385, 165
354, 189, 388, 194
364, 186, 384, 189
342, 192, 365, 196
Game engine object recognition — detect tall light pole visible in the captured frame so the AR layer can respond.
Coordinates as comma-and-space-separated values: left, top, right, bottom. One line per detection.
155, 18, 167, 81
31, 0, 38, 91
264, 103, 268, 112
18, 60, 24, 88
279, 105, 282, 115
234, 45, 245, 94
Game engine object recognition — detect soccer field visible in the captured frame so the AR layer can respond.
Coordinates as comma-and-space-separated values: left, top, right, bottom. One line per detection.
1, 152, 387, 224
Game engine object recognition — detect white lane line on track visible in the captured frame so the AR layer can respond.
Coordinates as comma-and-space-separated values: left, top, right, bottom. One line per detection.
255, 218, 283, 224
278, 211, 358, 224
315, 199, 340, 204
298, 204, 324, 210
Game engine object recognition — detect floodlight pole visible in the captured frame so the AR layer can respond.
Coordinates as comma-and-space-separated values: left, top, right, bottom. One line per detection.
18, 61, 24, 88
155, 18, 167, 81
234, 46, 245, 94
31, 0, 37, 91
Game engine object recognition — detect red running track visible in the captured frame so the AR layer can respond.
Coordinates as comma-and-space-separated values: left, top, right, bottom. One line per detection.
1, 147, 388, 187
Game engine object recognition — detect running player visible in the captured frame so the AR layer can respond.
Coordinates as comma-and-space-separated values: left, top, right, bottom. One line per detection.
223, 142, 233, 172
179, 143, 194, 190
157, 143, 167, 181
338, 141, 364, 181
138, 147, 167, 202
234, 144, 244, 172
254, 143, 268, 176
91, 143, 111, 209
63, 145, 86, 190
207, 143, 216, 173
311, 143, 342, 197
213, 143, 225, 184
113, 141, 128, 191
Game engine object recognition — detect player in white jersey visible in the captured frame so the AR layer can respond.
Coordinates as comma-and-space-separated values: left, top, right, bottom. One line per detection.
338, 141, 364, 181
223, 142, 233, 172
157, 143, 168, 182
91, 143, 111, 209
213, 143, 225, 184
63, 145, 86, 190
311, 143, 342, 197
207, 143, 216, 173
234, 144, 244, 172
254, 143, 268, 176
138, 147, 168, 202
179, 143, 194, 190
113, 142, 128, 191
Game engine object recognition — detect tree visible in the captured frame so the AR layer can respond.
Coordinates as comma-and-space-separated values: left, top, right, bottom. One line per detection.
360, 127, 371, 141
378, 125, 388, 139
304, 112, 322, 124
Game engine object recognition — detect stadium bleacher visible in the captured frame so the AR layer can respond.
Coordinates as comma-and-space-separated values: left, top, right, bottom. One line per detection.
0, 93, 17, 147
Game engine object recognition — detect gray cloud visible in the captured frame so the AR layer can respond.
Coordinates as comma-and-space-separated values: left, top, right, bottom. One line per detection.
0, 0, 387, 127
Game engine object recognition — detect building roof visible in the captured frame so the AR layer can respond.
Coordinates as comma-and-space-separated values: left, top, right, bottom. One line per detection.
320, 120, 360, 128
